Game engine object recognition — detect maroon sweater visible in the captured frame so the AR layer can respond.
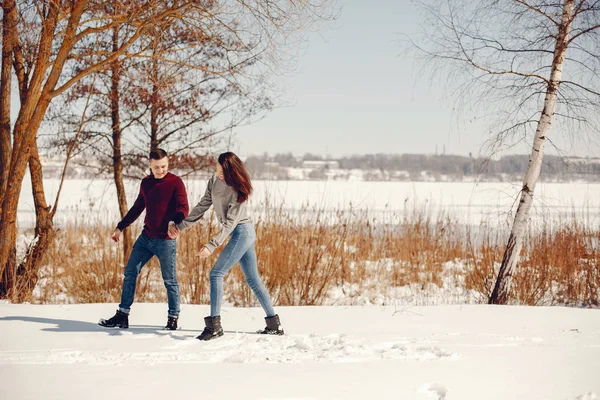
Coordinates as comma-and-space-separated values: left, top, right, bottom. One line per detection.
116, 172, 189, 240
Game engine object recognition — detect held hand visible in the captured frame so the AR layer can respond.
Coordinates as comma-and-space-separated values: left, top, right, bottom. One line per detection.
168, 224, 180, 239
111, 228, 122, 242
196, 246, 211, 259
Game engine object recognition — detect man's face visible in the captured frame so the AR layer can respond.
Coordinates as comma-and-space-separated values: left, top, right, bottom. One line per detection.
149, 157, 169, 179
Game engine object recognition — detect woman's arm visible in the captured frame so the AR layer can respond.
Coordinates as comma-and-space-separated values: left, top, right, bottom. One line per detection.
175, 175, 214, 232
204, 199, 246, 253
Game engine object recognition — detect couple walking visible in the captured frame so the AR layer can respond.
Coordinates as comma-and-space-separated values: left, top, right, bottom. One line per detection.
98, 149, 283, 340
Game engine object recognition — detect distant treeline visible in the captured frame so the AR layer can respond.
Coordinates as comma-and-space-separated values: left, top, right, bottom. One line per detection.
244, 153, 600, 182
43, 152, 600, 181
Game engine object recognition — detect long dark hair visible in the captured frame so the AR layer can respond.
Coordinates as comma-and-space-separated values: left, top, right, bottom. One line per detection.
218, 152, 252, 203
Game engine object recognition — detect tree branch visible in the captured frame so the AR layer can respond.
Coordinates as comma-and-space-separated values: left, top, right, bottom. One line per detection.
50, 4, 193, 98
561, 80, 600, 96
513, 0, 560, 25
568, 23, 600, 44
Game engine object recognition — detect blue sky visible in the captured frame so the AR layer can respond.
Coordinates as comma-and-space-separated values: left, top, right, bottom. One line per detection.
230, 0, 598, 159
230, 0, 489, 158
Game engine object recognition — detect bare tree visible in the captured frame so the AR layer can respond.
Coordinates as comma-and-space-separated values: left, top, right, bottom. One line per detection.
411, 0, 600, 303
0, 0, 334, 301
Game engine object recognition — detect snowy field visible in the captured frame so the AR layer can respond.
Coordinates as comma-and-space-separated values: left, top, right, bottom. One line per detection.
0, 302, 599, 400
17, 178, 600, 229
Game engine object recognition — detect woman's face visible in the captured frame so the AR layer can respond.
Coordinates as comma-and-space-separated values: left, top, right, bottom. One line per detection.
215, 163, 224, 180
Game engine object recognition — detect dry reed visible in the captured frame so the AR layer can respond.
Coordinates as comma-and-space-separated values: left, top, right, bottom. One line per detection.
32, 204, 599, 307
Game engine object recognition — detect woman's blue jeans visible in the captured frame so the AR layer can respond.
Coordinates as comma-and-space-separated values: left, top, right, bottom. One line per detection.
209, 223, 275, 317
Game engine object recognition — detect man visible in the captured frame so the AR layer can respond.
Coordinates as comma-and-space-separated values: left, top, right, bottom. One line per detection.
99, 148, 189, 330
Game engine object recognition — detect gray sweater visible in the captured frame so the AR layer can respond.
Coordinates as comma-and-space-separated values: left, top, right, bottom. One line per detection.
176, 174, 250, 253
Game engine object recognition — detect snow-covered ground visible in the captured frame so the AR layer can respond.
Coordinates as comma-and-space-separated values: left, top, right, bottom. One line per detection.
1, 302, 599, 400
17, 178, 600, 229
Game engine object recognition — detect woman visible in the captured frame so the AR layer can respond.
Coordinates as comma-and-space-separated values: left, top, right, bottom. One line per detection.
168, 152, 283, 340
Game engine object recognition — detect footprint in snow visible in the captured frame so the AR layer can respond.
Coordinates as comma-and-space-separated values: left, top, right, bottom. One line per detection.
418, 383, 448, 400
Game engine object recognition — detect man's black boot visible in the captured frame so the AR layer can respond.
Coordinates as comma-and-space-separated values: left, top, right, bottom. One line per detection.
99, 309, 129, 329
197, 316, 224, 341
165, 316, 178, 330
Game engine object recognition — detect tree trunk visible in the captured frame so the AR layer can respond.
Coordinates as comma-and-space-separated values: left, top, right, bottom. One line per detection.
9, 142, 54, 302
0, 0, 16, 220
150, 55, 159, 151
489, 0, 574, 304
0, 248, 16, 299
0, 89, 56, 297
110, 26, 132, 260
0, 12, 17, 296
0, 20, 16, 298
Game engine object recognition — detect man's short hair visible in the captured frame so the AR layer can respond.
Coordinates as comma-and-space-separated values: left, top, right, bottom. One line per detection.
149, 148, 168, 160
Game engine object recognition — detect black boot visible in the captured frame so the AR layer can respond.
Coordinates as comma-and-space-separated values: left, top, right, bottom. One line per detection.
99, 309, 129, 329
197, 316, 224, 341
164, 315, 178, 330
259, 314, 284, 335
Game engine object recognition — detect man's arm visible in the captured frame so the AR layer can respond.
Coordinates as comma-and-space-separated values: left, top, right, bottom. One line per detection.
172, 177, 189, 224
116, 188, 146, 232
175, 176, 213, 232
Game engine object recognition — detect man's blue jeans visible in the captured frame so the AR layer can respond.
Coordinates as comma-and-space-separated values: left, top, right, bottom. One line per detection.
210, 223, 276, 317
118, 234, 180, 317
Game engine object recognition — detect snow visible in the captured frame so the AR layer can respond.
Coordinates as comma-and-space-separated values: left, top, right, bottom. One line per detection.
1, 303, 599, 399
323, 260, 479, 307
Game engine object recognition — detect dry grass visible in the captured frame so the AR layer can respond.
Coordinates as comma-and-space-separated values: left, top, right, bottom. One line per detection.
463, 223, 600, 306
517, 224, 600, 306
33, 205, 600, 308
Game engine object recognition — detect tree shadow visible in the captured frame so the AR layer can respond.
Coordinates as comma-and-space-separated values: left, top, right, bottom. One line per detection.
0, 316, 197, 335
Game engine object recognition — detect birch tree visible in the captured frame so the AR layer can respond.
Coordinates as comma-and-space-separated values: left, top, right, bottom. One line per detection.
411, 0, 600, 304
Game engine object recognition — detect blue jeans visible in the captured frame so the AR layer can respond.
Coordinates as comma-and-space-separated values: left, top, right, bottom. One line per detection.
119, 234, 180, 317
210, 223, 276, 317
